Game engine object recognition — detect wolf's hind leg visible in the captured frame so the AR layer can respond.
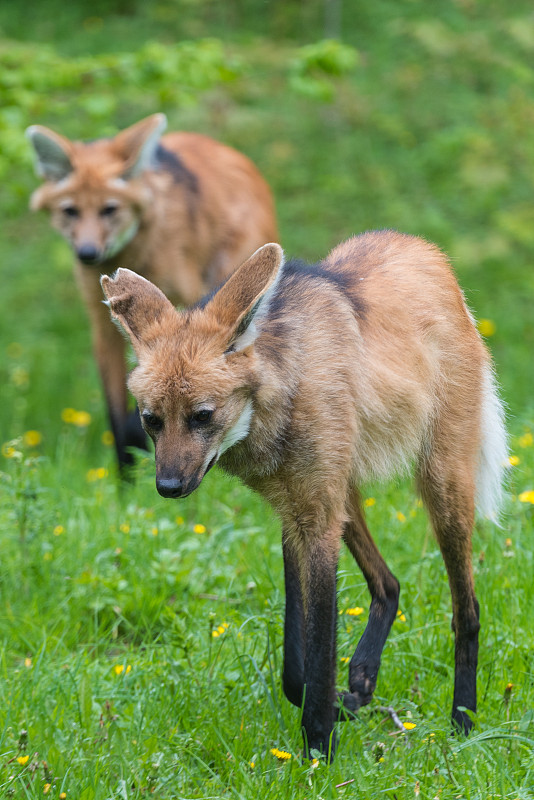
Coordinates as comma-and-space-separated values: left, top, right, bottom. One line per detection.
340, 490, 399, 713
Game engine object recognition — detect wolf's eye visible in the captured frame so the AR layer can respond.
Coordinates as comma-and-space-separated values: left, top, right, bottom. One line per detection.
190, 409, 213, 426
142, 411, 163, 432
62, 205, 79, 218
100, 203, 118, 217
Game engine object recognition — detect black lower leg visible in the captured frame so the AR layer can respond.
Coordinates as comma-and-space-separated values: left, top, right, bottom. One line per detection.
125, 406, 148, 452
347, 581, 399, 708
109, 405, 148, 475
301, 555, 338, 759
341, 515, 399, 714
282, 536, 305, 707
451, 598, 480, 734
418, 466, 479, 738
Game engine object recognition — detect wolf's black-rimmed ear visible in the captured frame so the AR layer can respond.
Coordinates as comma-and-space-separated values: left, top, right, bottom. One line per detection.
26, 125, 74, 182
207, 243, 284, 353
115, 114, 168, 180
101, 268, 176, 352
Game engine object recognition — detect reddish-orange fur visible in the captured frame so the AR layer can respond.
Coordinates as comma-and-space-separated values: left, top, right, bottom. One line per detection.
27, 113, 277, 467
101, 231, 507, 758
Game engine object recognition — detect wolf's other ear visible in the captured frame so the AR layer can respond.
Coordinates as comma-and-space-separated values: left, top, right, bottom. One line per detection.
114, 113, 168, 180
208, 243, 284, 353
26, 125, 74, 182
101, 268, 176, 351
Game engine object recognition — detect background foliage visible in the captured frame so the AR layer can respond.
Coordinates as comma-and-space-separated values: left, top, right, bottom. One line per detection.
0, 1, 533, 798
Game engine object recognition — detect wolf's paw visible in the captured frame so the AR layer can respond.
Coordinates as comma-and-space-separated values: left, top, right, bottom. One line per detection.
348, 662, 379, 708
335, 691, 361, 721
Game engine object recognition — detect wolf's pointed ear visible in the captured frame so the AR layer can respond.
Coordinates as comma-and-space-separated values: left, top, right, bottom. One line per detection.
101, 268, 176, 351
114, 114, 168, 180
26, 125, 74, 182
208, 243, 284, 353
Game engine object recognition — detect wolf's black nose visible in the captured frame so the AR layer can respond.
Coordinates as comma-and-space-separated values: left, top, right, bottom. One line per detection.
156, 477, 183, 498
76, 244, 101, 264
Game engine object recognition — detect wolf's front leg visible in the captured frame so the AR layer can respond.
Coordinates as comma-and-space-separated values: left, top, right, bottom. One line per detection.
298, 531, 341, 760
281, 533, 306, 708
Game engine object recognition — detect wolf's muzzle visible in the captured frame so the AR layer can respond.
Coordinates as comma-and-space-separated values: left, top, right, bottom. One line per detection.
156, 476, 184, 498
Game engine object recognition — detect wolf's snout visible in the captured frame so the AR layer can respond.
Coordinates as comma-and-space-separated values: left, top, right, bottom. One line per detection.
156, 476, 184, 499
76, 244, 101, 265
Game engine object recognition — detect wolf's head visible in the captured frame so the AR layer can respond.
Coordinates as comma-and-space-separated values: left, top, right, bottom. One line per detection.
101, 243, 284, 497
26, 114, 167, 266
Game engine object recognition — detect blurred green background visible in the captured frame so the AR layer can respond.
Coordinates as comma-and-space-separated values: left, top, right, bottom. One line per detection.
0, 2, 534, 797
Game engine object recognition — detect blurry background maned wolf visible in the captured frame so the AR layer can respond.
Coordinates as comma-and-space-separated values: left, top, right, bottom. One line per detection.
26, 113, 278, 469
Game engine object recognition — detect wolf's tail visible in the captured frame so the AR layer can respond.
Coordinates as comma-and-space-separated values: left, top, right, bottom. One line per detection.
475, 363, 508, 522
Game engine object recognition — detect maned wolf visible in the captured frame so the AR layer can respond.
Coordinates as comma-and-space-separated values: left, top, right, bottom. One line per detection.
26, 113, 277, 469
101, 231, 507, 759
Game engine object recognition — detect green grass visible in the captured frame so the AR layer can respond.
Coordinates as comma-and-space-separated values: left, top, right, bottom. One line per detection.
1, 1, 534, 797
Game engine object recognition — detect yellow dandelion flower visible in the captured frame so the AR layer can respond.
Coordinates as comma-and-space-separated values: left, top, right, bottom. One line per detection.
212, 630, 220, 638
397, 610, 407, 622
271, 747, 292, 760
340, 656, 350, 663
364, 497, 376, 507
193, 523, 206, 534
507, 455, 520, 466
73, 410, 91, 427
175, 516, 184, 525
151, 527, 158, 536
345, 607, 364, 616
403, 722, 416, 730
16, 755, 29, 765
396, 511, 406, 523
23, 430, 42, 447
113, 664, 131, 675
60, 794, 67, 800
87, 467, 107, 482
12, 367, 29, 388
61, 408, 77, 423
101, 430, 114, 446
519, 490, 534, 504
477, 318, 496, 337
24, 658, 32, 668
44, 784, 51, 794
120, 523, 130, 534
378, 756, 385, 762
519, 432, 533, 448
249, 761, 255, 769
53, 525, 64, 536
2, 443, 18, 458
505, 538, 512, 547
